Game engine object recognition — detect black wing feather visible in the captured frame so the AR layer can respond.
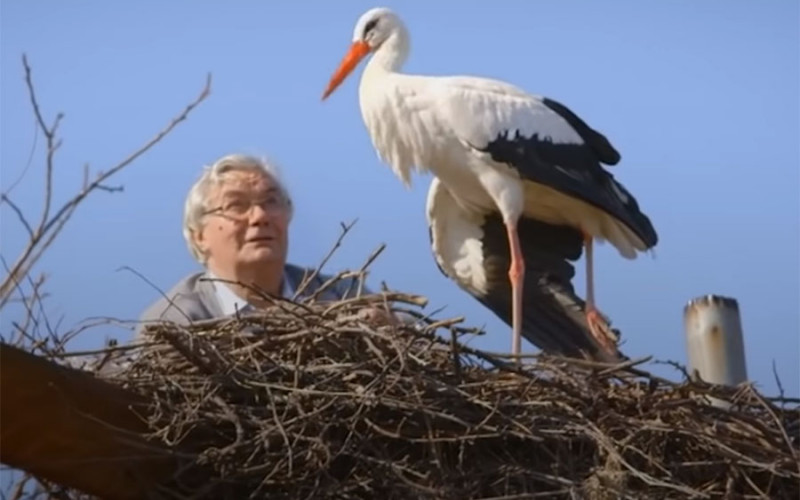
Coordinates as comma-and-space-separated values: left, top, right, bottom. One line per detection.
476, 98, 658, 249
542, 97, 621, 166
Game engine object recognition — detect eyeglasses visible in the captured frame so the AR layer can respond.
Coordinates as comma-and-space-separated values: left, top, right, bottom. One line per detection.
203, 194, 289, 221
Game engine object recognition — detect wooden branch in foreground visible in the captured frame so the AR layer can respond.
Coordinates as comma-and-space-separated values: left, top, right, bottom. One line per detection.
0, 344, 180, 499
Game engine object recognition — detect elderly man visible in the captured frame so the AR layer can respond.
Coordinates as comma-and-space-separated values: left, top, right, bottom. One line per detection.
136, 153, 388, 337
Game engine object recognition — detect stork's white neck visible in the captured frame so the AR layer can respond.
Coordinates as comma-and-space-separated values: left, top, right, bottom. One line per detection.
366, 29, 409, 74
357, 23, 420, 188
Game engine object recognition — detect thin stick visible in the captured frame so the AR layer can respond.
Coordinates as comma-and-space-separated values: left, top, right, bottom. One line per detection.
0, 56, 212, 307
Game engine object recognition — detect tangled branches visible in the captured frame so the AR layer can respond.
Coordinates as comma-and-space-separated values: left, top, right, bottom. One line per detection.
0, 55, 211, 309
89, 294, 800, 500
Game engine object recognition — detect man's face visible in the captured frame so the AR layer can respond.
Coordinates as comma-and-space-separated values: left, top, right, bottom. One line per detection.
194, 169, 290, 274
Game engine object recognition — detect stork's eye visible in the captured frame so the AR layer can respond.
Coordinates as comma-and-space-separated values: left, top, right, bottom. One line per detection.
363, 19, 378, 38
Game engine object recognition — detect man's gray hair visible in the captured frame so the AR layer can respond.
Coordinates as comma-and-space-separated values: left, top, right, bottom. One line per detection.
183, 153, 293, 264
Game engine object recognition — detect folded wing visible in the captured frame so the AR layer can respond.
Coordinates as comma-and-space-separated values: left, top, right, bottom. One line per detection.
426, 176, 626, 361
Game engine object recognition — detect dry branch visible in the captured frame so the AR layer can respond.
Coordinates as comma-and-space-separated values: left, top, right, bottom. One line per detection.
0, 344, 178, 500
30, 290, 794, 500
0, 54, 213, 499
0, 54, 212, 308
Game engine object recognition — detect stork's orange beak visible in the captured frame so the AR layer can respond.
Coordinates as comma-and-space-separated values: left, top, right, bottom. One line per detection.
322, 40, 371, 100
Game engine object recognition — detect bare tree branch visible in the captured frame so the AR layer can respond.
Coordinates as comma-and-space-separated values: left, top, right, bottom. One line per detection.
15, 274, 48, 344
0, 54, 213, 500
0, 54, 212, 308
0, 193, 34, 238
0, 255, 42, 341
294, 218, 358, 298
2, 114, 39, 197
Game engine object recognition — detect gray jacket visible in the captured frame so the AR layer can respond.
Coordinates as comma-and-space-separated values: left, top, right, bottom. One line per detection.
134, 263, 370, 340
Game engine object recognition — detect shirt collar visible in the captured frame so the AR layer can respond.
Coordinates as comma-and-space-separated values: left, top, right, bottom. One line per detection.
208, 268, 295, 316
281, 268, 297, 299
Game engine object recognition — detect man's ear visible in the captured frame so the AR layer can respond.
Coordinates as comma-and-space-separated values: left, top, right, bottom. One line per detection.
193, 228, 209, 256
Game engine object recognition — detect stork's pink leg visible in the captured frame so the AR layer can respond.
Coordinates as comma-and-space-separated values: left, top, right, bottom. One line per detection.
585, 234, 595, 307
506, 223, 525, 363
583, 234, 618, 357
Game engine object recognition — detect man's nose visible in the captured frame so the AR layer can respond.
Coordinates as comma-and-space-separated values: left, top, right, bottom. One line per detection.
249, 203, 271, 224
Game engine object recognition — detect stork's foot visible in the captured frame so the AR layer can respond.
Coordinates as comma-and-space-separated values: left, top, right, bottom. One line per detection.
586, 306, 622, 358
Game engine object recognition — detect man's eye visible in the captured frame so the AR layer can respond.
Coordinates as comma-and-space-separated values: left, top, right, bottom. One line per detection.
225, 200, 248, 212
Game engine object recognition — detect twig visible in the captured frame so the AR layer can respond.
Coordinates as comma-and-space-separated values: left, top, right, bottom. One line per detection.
0, 193, 34, 238
594, 355, 652, 376
0, 56, 212, 308
117, 265, 194, 327
353, 242, 387, 298
293, 218, 357, 299
2, 113, 39, 197
771, 359, 786, 404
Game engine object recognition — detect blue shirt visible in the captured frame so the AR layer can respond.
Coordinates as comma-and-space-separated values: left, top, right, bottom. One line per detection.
208, 269, 297, 316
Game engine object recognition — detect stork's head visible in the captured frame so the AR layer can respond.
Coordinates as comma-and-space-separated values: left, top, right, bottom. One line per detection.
322, 7, 406, 100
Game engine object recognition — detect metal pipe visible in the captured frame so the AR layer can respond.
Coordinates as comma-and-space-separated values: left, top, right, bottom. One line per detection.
683, 295, 748, 405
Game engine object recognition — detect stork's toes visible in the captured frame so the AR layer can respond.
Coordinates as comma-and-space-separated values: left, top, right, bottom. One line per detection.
586, 307, 621, 355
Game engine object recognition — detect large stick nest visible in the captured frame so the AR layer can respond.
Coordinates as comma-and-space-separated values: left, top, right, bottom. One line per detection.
91, 290, 800, 500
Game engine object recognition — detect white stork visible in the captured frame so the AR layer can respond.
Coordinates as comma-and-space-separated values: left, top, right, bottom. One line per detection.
321, 7, 658, 362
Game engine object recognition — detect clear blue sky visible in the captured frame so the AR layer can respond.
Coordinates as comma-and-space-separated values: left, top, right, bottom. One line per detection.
2, 1, 798, 398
